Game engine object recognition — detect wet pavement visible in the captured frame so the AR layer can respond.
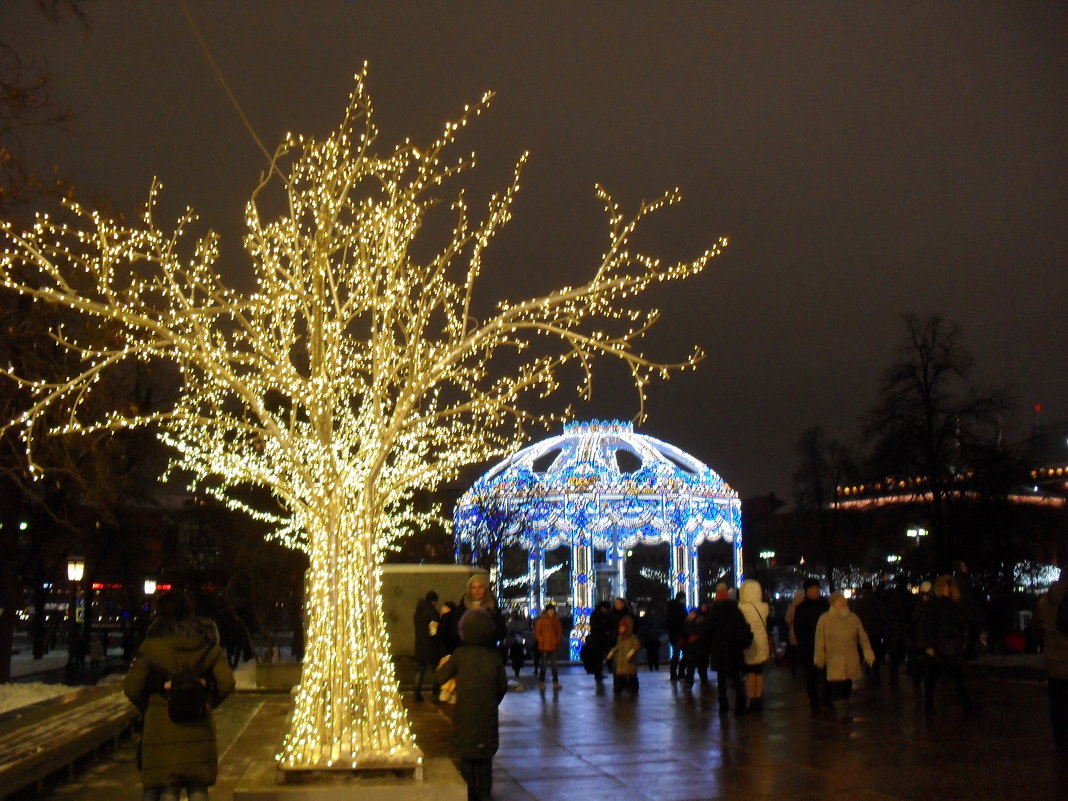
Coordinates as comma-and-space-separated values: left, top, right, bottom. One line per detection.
16, 660, 1068, 801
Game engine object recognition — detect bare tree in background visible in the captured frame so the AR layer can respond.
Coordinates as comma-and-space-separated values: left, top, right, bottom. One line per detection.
863, 312, 1010, 574
793, 425, 857, 590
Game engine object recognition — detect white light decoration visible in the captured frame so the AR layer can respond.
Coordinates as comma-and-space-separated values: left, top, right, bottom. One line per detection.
0, 70, 725, 772
454, 420, 742, 658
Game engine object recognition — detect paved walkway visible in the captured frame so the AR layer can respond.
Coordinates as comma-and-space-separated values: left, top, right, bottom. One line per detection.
15, 661, 1067, 801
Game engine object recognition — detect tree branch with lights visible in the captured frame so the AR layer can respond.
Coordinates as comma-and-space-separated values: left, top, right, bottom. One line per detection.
1, 70, 726, 771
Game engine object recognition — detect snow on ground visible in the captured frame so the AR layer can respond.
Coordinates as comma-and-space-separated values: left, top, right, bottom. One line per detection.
234, 659, 258, 690
0, 682, 74, 714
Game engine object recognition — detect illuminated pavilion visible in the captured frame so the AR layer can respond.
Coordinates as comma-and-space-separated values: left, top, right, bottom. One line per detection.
453, 419, 742, 658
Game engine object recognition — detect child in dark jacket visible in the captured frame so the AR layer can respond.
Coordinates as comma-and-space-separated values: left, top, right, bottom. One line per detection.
435, 608, 508, 801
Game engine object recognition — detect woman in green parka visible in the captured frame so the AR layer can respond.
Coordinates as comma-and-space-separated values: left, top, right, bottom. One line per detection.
124, 591, 236, 801
435, 608, 507, 801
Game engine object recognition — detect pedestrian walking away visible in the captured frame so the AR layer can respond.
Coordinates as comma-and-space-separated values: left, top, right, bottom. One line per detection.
435, 608, 508, 801
506, 610, 531, 678
793, 578, 830, 713
922, 574, 973, 716
413, 590, 442, 701
814, 591, 875, 723
739, 579, 771, 712
582, 600, 612, 685
666, 591, 687, 681
123, 590, 235, 801
706, 585, 749, 717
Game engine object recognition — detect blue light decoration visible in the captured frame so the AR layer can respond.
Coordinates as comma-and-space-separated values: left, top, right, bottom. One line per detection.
454, 420, 742, 659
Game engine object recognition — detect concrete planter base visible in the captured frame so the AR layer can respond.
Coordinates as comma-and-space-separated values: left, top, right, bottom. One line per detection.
234, 757, 465, 800
255, 663, 302, 691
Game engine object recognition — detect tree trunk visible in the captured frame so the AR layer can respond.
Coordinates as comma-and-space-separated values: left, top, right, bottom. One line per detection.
32, 572, 48, 659
0, 565, 16, 683
276, 508, 420, 771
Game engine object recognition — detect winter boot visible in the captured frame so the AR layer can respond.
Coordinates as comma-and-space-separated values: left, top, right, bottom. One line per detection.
833, 699, 852, 723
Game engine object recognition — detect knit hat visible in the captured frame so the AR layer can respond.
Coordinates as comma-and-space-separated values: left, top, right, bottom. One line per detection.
829, 591, 846, 607
467, 574, 489, 590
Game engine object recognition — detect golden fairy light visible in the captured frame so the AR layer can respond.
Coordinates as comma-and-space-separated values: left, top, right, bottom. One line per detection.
0, 68, 726, 771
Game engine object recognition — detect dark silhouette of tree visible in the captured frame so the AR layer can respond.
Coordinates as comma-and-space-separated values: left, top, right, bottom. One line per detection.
792, 426, 857, 590
863, 313, 1010, 574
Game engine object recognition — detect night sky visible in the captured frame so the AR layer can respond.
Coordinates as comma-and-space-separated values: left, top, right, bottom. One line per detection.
5, 1, 1066, 500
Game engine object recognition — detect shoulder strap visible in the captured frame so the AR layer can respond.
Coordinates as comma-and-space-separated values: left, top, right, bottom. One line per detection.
186, 644, 213, 676
748, 603, 767, 630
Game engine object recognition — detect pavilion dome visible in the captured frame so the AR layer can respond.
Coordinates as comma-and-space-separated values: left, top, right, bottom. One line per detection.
454, 419, 741, 551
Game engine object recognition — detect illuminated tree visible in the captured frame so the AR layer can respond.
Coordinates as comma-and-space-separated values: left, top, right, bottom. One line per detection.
0, 71, 726, 770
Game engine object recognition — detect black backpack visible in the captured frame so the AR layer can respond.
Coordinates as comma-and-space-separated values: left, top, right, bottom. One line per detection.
167, 647, 213, 723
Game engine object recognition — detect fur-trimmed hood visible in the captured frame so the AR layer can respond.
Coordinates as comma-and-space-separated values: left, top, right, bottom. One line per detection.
145, 615, 220, 646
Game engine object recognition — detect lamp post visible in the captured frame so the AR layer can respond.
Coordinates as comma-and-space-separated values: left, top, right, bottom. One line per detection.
143, 577, 157, 597
65, 555, 85, 684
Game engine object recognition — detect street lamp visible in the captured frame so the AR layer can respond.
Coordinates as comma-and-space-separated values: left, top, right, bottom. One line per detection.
143, 577, 157, 596
65, 555, 85, 684
66, 555, 85, 583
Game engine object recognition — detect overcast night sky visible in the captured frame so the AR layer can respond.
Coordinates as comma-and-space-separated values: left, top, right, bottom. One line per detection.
5, 1, 1066, 500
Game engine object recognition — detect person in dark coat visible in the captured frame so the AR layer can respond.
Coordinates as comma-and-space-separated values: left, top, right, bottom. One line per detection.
793, 578, 830, 712
505, 610, 531, 678
909, 580, 933, 688
681, 603, 710, 688
705, 586, 749, 716
582, 601, 612, 684
1036, 572, 1068, 751
666, 591, 687, 681
437, 601, 460, 656
852, 584, 887, 682
124, 590, 235, 801
608, 597, 634, 635
435, 608, 508, 801
922, 574, 973, 715
641, 616, 663, 671
413, 590, 441, 701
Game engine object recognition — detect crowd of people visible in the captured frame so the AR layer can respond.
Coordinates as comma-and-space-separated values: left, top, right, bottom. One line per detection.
416, 567, 1067, 801
110, 568, 1065, 801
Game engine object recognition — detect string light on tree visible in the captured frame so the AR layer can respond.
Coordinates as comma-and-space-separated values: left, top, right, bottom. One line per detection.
0, 67, 727, 772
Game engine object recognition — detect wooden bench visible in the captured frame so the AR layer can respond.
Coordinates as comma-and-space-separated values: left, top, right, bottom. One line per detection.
0, 683, 138, 799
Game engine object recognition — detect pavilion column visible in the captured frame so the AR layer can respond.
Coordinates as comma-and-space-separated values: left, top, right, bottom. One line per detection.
527, 541, 546, 614
670, 533, 700, 609
688, 541, 700, 607
492, 546, 504, 592
568, 535, 594, 660
613, 533, 627, 600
